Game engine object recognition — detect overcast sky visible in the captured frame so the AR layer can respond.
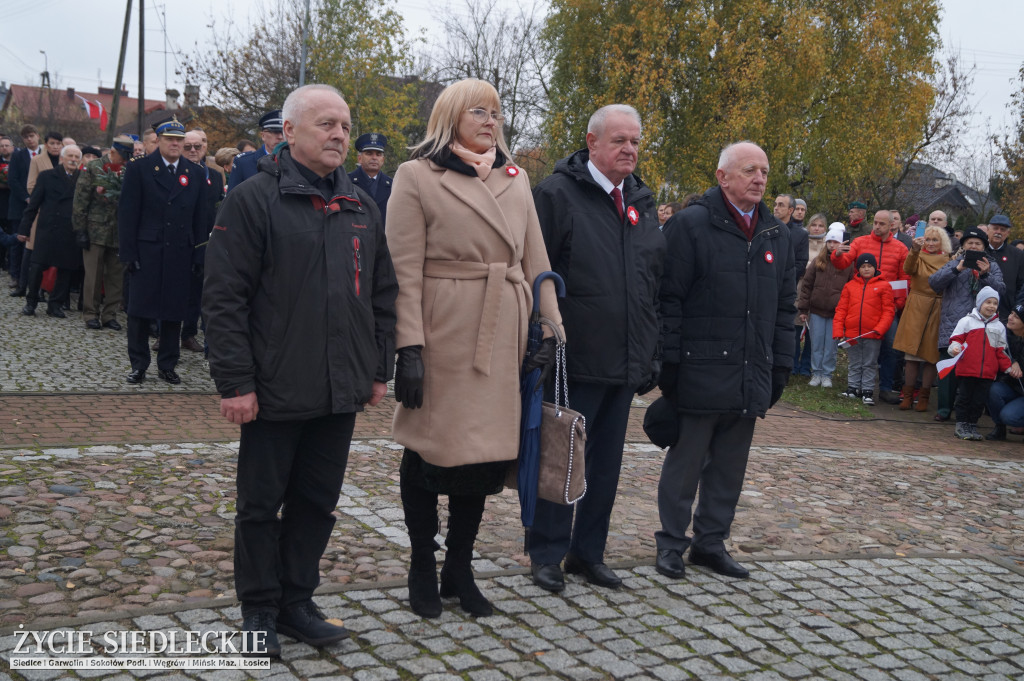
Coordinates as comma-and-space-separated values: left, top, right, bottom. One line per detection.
1, 0, 1019, 144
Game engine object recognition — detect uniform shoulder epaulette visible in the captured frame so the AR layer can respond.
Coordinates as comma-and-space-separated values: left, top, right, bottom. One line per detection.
235, 151, 252, 159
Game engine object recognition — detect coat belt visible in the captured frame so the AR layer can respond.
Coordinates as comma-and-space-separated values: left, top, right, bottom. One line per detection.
423, 259, 526, 376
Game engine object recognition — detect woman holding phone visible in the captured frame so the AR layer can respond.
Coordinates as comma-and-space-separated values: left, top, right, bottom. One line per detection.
927, 227, 1004, 420
893, 225, 951, 411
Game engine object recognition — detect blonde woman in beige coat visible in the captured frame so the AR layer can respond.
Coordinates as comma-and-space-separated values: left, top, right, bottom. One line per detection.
387, 79, 563, 619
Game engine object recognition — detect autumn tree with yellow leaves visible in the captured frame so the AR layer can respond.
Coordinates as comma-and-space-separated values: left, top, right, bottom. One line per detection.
541, 0, 942, 215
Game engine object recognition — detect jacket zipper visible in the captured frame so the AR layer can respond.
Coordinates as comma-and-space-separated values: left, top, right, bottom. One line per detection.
857, 278, 867, 338
352, 236, 362, 297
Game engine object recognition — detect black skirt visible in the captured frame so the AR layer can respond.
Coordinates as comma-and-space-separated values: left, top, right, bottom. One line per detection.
400, 449, 510, 496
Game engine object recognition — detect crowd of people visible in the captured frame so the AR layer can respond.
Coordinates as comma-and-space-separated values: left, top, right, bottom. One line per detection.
1, 79, 1022, 658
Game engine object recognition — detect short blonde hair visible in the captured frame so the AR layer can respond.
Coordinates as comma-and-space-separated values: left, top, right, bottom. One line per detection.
409, 79, 510, 160
215, 147, 239, 169
924, 225, 952, 254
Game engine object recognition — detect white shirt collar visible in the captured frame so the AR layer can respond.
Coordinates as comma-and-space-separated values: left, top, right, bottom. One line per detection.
587, 160, 623, 195
161, 156, 177, 170
727, 199, 755, 219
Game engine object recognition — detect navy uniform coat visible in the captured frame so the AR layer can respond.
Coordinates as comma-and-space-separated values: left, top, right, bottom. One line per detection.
118, 151, 206, 321
348, 165, 392, 224
226, 146, 268, 192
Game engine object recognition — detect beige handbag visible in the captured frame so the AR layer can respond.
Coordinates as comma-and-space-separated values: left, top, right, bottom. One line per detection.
536, 327, 587, 505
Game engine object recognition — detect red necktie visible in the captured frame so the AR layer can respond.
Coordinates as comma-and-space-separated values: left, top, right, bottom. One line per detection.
610, 187, 624, 221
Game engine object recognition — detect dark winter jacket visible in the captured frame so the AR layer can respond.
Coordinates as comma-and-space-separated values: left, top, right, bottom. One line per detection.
788, 222, 809, 282
987, 242, 1024, 320
929, 255, 1005, 348
832, 274, 896, 341
659, 186, 797, 418
532, 149, 665, 387
203, 147, 398, 420
797, 257, 853, 318
19, 167, 81, 270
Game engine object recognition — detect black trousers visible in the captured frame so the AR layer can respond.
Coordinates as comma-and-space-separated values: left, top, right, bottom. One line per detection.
182, 268, 203, 339
26, 263, 71, 311
955, 376, 993, 425
127, 314, 180, 373
234, 412, 356, 615
528, 382, 634, 564
655, 413, 756, 554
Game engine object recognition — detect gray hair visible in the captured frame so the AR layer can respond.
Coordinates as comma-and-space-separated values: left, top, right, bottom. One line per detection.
587, 104, 641, 136
795, 198, 806, 208
59, 144, 81, 159
717, 140, 763, 170
282, 84, 344, 126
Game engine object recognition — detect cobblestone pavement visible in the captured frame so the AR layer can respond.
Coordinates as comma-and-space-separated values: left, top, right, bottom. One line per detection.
4, 279, 1024, 678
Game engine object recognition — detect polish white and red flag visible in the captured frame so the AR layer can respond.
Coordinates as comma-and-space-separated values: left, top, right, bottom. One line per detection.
76, 95, 108, 131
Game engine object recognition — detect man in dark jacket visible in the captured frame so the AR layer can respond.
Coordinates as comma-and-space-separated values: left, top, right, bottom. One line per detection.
226, 109, 284, 192
348, 132, 392, 223
655, 141, 796, 581
6, 125, 42, 291
118, 116, 206, 385
18, 144, 83, 317
203, 84, 397, 656
529, 104, 665, 593
985, 215, 1024, 321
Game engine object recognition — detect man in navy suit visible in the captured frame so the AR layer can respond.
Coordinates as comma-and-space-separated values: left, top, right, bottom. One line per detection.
348, 133, 392, 224
118, 116, 206, 385
226, 109, 284, 192
6, 125, 42, 291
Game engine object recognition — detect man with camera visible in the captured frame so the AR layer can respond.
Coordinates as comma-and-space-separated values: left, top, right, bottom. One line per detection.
831, 209, 909, 404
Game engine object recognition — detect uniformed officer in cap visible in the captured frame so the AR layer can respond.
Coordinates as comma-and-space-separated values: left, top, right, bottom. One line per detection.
348, 132, 392, 223
227, 109, 284, 191
118, 115, 207, 385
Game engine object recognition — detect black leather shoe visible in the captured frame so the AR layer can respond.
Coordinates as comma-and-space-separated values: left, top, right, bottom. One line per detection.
689, 548, 749, 578
45, 308, 66, 318
655, 549, 686, 579
242, 609, 281, 658
9, 288, 25, 297
102, 319, 122, 330
126, 369, 146, 384
86, 318, 102, 329
986, 424, 1007, 441
531, 563, 565, 592
157, 369, 181, 385
564, 554, 622, 589
20, 304, 35, 316
879, 390, 901, 405
276, 601, 349, 646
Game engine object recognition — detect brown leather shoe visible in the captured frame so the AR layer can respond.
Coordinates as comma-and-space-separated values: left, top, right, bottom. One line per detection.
181, 336, 203, 353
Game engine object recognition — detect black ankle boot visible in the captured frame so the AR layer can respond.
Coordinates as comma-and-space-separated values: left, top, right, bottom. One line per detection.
986, 424, 1007, 441
401, 465, 442, 618
439, 494, 492, 617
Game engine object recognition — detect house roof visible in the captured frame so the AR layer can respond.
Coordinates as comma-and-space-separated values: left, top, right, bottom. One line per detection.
1, 84, 166, 130
895, 162, 999, 217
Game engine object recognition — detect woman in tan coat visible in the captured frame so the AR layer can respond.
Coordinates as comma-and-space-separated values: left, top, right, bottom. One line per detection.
893, 225, 951, 411
387, 79, 562, 619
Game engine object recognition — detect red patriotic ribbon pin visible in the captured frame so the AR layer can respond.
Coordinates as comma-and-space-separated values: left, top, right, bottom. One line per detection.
764, 250, 774, 263
626, 206, 639, 225
506, 166, 519, 177
178, 175, 189, 187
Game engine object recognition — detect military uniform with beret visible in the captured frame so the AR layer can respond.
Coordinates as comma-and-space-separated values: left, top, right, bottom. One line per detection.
348, 133, 392, 223
847, 200, 870, 240
118, 116, 207, 382
227, 109, 282, 192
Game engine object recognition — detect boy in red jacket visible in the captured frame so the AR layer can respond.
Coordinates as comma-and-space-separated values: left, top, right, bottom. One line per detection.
833, 253, 896, 405
948, 286, 1012, 440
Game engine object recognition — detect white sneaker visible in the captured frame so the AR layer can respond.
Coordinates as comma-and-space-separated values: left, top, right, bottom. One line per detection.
808, 375, 822, 387
821, 377, 832, 388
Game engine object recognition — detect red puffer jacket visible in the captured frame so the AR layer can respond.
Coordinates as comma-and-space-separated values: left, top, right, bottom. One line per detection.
831, 232, 910, 309
832, 274, 896, 340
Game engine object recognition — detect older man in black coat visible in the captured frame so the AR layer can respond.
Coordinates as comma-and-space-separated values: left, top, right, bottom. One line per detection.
118, 117, 206, 385
18, 144, 83, 317
655, 141, 796, 581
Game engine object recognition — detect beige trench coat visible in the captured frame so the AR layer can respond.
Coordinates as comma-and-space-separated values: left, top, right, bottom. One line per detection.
387, 157, 563, 467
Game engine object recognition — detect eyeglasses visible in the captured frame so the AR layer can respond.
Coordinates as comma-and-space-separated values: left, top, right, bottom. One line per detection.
182, 144, 203, 151
467, 108, 505, 124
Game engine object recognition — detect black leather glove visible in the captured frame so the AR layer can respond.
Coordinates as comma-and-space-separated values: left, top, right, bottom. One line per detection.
126, 261, 141, 274
637, 343, 663, 396
191, 263, 204, 278
658, 361, 678, 399
770, 366, 790, 408
395, 346, 425, 409
523, 337, 557, 390
75, 231, 90, 251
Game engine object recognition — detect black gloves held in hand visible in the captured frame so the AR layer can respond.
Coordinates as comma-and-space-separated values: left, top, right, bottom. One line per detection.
770, 366, 790, 408
523, 336, 557, 390
75, 231, 90, 250
637, 355, 662, 396
395, 345, 425, 409
125, 261, 141, 274
658, 362, 678, 399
